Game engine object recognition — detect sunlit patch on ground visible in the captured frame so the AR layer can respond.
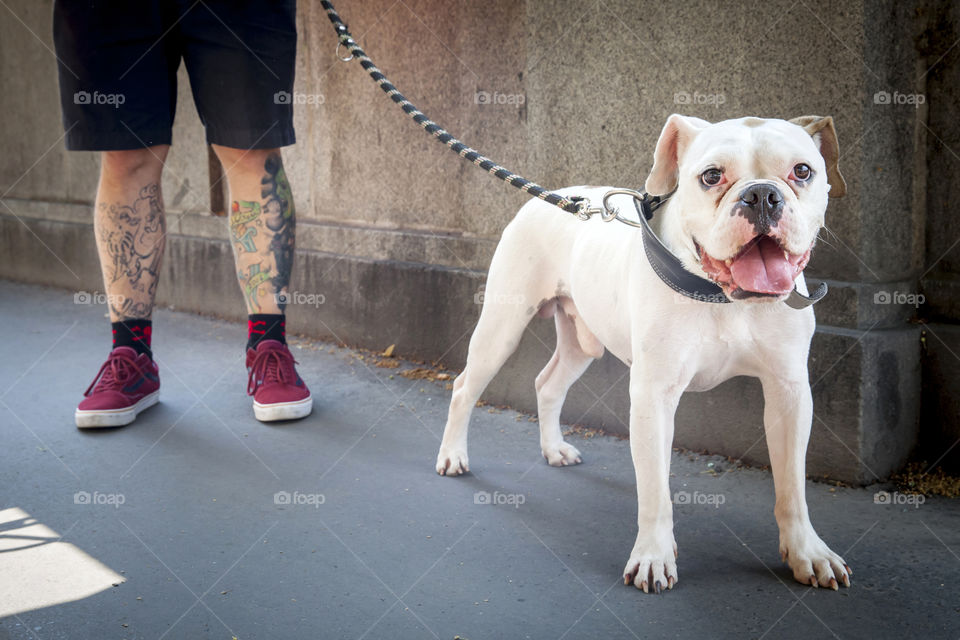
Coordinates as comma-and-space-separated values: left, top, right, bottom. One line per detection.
0, 507, 125, 617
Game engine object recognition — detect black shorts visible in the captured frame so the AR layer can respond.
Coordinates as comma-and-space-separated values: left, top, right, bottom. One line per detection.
53, 0, 297, 151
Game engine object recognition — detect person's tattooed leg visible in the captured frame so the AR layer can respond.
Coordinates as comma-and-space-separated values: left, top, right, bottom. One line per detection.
94, 147, 169, 323
97, 183, 166, 319
226, 150, 296, 315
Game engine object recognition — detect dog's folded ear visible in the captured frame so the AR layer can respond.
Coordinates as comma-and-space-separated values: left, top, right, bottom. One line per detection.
789, 115, 847, 198
645, 114, 710, 196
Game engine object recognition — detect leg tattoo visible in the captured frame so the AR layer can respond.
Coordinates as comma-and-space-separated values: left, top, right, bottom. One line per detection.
262, 154, 295, 308
230, 153, 296, 314
96, 183, 166, 320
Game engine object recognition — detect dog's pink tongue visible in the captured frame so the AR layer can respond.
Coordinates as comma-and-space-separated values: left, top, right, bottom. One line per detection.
729, 237, 796, 294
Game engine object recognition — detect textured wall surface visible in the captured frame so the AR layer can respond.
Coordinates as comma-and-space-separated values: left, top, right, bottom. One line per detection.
1, 0, 956, 481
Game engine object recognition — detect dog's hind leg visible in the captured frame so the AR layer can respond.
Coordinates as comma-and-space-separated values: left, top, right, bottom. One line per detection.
534, 298, 603, 466
436, 274, 538, 476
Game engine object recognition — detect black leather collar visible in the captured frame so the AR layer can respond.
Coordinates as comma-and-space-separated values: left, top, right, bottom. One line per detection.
631, 192, 827, 309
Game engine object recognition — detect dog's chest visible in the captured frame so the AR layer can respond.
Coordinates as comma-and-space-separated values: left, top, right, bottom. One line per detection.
681, 313, 762, 391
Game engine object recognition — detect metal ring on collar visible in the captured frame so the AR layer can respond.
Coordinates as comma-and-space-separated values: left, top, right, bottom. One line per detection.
601, 189, 646, 228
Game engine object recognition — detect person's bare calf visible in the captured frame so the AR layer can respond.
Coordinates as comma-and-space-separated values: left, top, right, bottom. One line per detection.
96, 146, 168, 323
214, 145, 295, 317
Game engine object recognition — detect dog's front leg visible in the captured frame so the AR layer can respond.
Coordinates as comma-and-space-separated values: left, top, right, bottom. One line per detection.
761, 374, 851, 590
622, 372, 681, 594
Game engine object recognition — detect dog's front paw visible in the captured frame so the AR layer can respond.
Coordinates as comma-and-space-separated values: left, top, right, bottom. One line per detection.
542, 441, 582, 467
436, 447, 469, 476
780, 530, 851, 590
622, 535, 679, 594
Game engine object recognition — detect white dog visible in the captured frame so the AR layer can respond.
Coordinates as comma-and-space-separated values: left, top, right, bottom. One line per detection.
436, 114, 851, 593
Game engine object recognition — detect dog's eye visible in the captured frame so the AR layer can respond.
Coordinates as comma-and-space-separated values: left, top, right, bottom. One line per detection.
793, 163, 812, 181
700, 168, 723, 187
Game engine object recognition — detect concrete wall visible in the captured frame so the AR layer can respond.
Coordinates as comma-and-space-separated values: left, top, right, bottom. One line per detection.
917, 1, 960, 471
1, 0, 957, 482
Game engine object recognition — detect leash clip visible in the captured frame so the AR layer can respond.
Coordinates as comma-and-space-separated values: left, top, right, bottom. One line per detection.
336, 39, 355, 62
576, 205, 603, 221
570, 191, 647, 226
335, 24, 355, 61
569, 197, 602, 221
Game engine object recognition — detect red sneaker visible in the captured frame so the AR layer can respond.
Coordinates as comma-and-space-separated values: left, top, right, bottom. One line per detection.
75, 346, 160, 428
246, 340, 312, 422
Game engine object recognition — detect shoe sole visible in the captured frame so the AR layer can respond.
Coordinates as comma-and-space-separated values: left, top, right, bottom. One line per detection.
75, 390, 160, 429
253, 395, 313, 422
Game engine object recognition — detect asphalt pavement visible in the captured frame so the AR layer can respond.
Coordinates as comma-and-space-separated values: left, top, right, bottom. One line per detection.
1, 279, 958, 639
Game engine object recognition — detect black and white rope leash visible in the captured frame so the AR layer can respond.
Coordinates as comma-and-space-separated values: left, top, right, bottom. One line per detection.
317, 0, 826, 309
319, 0, 603, 219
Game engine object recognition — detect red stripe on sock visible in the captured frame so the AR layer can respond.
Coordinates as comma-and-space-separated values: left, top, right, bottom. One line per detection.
129, 325, 152, 346
248, 320, 267, 337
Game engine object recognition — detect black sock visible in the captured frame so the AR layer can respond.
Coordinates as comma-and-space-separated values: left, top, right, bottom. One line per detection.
247, 314, 286, 350
112, 320, 152, 358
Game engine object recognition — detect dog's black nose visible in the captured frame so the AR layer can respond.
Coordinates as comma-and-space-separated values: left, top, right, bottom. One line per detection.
737, 184, 783, 234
